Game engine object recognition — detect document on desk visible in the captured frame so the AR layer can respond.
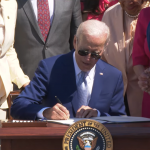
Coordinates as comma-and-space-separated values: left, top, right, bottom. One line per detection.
92, 116, 150, 123
40, 116, 150, 125
41, 118, 107, 125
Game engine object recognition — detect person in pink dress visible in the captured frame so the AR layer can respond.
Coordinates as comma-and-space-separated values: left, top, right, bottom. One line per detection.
132, 7, 150, 118
80, 0, 118, 21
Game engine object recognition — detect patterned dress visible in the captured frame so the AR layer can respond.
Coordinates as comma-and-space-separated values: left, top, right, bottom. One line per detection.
81, 0, 118, 21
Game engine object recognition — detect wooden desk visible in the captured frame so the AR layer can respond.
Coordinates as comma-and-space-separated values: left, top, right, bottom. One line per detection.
0, 122, 150, 150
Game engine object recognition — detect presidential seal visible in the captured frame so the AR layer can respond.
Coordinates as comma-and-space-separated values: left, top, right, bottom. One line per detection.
62, 119, 113, 150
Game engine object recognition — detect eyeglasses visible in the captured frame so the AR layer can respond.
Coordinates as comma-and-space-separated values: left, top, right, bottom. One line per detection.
78, 50, 101, 59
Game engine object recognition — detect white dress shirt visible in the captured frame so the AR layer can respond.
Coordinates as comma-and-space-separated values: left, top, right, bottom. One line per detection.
37, 52, 100, 118
73, 52, 100, 117
30, 0, 54, 24
73, 52, 95, 104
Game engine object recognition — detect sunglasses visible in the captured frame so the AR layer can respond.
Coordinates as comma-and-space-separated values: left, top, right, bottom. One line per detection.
78, 50, 101, 59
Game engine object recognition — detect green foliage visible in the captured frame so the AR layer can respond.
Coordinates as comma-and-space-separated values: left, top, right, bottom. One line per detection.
76, 145, 81, 150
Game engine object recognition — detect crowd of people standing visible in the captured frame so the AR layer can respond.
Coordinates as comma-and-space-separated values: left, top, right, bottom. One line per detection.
0, 0, 150, 121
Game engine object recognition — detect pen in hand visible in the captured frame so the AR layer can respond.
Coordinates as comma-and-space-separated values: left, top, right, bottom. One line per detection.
55, 96, 70, 119
55, 96, 63, 105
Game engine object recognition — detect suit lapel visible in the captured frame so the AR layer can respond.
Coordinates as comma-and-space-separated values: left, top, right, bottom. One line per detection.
88, 60, 106, 108
62, 51, 77, 115
20, 0, 64, 44
20, 0, 45, 43
61, 54, 106, 114
46, 0, 63, 42
62, 51, 76, 90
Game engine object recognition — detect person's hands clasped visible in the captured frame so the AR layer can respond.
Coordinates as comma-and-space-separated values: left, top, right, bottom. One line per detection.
144, 67, 150, 76
138, 71, 150, 93
43, 103, 70, 120
76, 105, 98, 118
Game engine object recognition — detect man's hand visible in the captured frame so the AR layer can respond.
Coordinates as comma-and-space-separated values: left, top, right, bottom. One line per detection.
76, 105, 98, 118
43, 103, 70, 120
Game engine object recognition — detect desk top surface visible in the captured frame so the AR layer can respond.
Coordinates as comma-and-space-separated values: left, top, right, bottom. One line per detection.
0, 121, 150, 139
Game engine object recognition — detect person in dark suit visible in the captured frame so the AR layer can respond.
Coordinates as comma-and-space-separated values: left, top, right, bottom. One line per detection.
11, 20, 126, 120
14, 0, 82, 79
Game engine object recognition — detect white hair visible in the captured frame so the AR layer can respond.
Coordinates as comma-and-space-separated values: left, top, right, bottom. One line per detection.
76, 20, 110, 46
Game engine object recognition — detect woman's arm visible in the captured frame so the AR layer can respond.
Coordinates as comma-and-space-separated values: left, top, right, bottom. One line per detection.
6, 43, 30, 89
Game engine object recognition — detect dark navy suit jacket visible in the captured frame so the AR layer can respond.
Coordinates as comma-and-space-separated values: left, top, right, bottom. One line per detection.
11, 51, 126, 120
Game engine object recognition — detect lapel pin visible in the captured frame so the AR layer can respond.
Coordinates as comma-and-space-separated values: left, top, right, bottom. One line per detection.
99, 73, 103, 75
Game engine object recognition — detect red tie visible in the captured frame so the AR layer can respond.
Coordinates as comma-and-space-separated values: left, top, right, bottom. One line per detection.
37, 0, 50, 41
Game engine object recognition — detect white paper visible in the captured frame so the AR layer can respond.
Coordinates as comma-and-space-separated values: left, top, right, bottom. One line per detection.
40, 116, 150, 125
41, 118, 106, 125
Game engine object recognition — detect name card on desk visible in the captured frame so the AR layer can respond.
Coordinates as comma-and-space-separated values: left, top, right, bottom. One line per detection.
1, 120, 47, 128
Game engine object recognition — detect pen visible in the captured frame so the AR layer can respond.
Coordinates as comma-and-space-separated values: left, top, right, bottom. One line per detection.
55, 96, 63, 105
55, 96, 70, 119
